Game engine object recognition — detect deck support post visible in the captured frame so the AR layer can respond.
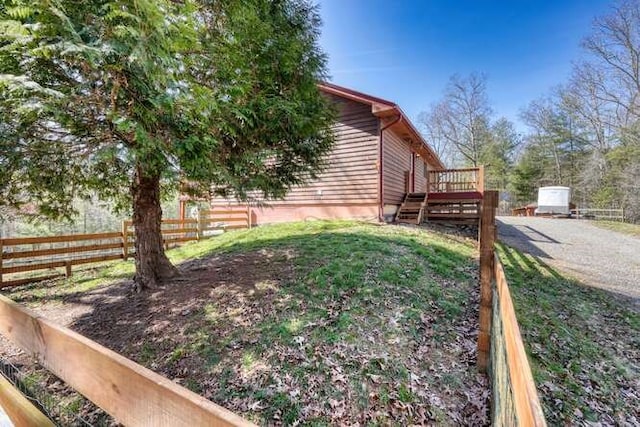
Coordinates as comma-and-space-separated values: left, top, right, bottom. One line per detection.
477, 165, 485, 193
478, 190, 498, 373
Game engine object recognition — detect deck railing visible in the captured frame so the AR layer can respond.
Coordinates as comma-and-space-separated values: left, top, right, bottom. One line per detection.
427, 166, 484, 193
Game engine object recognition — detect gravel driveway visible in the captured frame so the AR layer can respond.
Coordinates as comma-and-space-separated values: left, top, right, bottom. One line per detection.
498, 216, 640, 303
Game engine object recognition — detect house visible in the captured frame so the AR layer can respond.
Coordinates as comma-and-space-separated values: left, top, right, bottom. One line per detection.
199, 82, 448, 225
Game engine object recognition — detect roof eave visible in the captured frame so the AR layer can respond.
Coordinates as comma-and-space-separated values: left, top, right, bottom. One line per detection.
375, 106, 445, 170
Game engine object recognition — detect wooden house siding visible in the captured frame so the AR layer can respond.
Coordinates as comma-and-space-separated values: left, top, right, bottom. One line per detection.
201, 83, 445, 224
414, 157, 428, 193
382, 130, 412, 205
276, 95, 379, 204
210, 95, 380, 223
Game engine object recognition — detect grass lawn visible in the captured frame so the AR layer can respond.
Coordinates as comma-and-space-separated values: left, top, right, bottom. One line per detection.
2, 221, 489, 425
590, 220, 640, 238
497, 244, 640, 425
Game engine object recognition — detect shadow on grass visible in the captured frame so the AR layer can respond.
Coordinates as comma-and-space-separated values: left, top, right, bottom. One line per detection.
64, 225, 476, 349
27, 222, 486, 424
496, 243, 640, 424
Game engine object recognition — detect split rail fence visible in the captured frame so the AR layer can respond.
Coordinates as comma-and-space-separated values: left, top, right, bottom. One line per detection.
0, 207, 251, 288
478, 191, 547, 426
572, 208, 625, 221
0, 294, 255, 426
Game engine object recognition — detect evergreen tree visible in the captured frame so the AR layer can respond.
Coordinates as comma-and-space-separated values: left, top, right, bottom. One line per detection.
480, 117, 520, 191
0, 0, 335, 290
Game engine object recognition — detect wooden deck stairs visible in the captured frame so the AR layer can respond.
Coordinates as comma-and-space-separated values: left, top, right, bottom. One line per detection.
395, 192, 428, 224
395, 166, 485, 226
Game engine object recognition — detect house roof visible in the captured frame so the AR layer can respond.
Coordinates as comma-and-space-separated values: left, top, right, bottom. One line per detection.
318, 82, 445, 169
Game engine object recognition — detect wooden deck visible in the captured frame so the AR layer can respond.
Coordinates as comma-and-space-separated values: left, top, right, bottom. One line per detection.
396, 167, 485, 225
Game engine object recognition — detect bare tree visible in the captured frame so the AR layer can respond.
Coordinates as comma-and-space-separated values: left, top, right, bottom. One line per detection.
442, 73, 493, 166
417, 105, 457, 167
580, 0, 640, 127
419, 73, 493, 167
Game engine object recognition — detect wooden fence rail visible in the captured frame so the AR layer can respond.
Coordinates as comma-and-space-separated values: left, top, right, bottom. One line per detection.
572, 208, 624, 221
0, 373, 55, 427
478, 191, 547, 426
491, 255, 546, 426
0, 207, 250, 288
0, 295, 254, 426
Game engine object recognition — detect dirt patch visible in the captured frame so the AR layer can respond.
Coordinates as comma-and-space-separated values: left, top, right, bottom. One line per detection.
68, 248, 296, 357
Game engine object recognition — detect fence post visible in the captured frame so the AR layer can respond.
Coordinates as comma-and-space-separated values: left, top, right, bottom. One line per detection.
65, 261, 72, 278
478, 190, 498, 373
247, 205, 252, 229
0, 238, 3, 286
197, 209, 205, 240
122, 221, 129, 261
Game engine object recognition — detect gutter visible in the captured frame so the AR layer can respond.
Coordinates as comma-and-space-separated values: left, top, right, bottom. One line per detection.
378, 114, 402, 222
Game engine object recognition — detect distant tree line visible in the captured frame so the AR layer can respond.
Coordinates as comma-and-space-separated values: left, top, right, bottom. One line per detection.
419, 0, 640, 222
0, 194, 180, 238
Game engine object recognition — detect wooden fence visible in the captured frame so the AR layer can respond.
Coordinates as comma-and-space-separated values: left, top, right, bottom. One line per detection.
478, 191, 547, 426
572, 208, 625, 221
0, 294, 255, 426
0, 208, 250, 288
490, 255, 546, 426
0, 372, 55, 427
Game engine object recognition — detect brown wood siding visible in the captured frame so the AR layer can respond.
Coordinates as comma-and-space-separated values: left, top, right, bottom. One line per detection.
211, 95, 379, 207
383, 129, 412, 205
414, 158, 427, 193
249, 203, 378, 225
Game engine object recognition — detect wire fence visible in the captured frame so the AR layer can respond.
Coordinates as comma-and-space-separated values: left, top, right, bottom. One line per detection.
0, 358, 112, 426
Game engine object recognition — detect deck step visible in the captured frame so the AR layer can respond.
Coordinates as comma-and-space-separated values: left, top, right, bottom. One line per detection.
426, 213, 480, 219
395, 192, 428, 224
427, 198, 482, 204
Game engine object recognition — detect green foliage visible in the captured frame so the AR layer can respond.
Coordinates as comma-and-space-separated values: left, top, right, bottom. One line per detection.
508, 144, 547, 205
0, 0, 335, 220
480, 117, 521, 191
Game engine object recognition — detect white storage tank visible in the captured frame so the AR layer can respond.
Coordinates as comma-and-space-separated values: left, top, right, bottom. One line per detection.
536, 186, 571, 215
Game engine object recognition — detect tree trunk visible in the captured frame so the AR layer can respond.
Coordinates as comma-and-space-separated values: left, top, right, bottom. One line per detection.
131, 166, 178, 292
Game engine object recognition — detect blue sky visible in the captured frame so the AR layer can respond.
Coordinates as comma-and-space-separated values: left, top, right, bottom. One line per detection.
318, 0, 613, 131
